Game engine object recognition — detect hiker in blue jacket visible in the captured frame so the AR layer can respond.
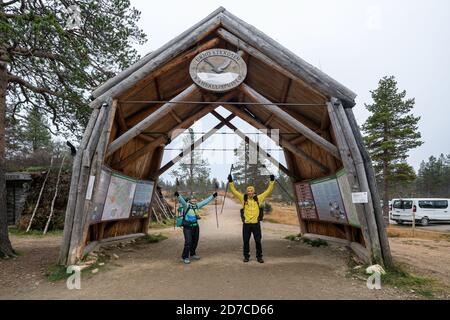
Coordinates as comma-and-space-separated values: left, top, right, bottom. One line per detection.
174, 191, 217, 264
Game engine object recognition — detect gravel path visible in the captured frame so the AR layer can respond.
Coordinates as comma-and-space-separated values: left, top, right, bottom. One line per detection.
1, 200, 414, 299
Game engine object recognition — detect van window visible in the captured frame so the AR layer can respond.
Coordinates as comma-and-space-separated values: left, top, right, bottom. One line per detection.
418, 200, 434, 209
433, 200, 448, 209
418, 200, 448, 209
393, 200, 412, 209
403, 201, 413, 209
393, 200, 402, 209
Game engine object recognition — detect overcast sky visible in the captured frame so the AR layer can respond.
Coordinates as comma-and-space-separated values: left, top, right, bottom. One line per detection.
128, 0, 450, 181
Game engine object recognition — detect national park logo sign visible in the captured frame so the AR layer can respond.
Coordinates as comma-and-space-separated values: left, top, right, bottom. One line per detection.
189, 49, 247, 92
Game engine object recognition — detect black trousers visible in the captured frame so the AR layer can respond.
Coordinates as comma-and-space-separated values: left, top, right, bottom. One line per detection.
243, 223, 262, 259
182, 225, 199, 259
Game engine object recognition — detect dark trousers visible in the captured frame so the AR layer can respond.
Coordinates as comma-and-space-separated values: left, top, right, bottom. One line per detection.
243, 223, 262, 259
182, 225, 199, 259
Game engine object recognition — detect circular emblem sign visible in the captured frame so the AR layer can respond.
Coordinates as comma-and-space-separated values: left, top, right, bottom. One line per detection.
189, 49, 247, 92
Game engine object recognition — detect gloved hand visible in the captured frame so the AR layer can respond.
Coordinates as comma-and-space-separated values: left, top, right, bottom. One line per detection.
270, 174, 275, 181
213, 192, 218, 198
174, 191, 179, 197
228, 174, 233, 182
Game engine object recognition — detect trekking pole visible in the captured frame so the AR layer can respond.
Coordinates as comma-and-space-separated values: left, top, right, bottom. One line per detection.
262, 164, 295, 202
219, 164, 234, 215
173, 178, 179, 229
214, 179, 219, 228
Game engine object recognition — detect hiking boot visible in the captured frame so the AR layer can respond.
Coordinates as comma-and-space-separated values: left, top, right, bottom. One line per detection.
191, 255, 201, 260
257, 258, 264, 263
243, 257, 250, 263
183, 258, 191, 264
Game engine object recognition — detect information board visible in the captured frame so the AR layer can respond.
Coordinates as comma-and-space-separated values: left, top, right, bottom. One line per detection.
101, 172, 137, 221
294, 182, 318, 220
310, 175, 348, 224
90, 167, 112, 223
130, 180, 154, 218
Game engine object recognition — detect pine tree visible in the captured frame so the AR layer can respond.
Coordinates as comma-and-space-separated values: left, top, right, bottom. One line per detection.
362, 76, 423, 216
23, 106, 53, 152
0, 0, 146, 258
415, 154, 450, 197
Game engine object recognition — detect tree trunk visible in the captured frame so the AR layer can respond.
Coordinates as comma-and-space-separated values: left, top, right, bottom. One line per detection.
0, 57, 15, 258
382, 160, 389, 218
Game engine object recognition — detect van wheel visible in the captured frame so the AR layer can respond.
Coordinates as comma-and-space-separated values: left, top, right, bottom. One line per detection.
420, 217, 429, 226
397, 221, 404, 225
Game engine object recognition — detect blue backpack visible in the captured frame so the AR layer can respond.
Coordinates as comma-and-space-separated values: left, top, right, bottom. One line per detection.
176, 205, 198, 227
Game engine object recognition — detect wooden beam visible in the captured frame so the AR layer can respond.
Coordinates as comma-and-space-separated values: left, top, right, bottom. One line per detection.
91, 15, 223, 107
169, 110, 182, 124
216, 27, 327, 101
106, 84, 201, 157
241, 84, 341, 160
113, 90, 238, 169
288, 135, 307, 146
211, 110, 291, 176
224, 104, 329, 174
114, 105, 211, 169
220, 13, 356, 106
264, 113, 275, 126
116, 105, 128, 132
158, 114, 236, 175
93, 7, 225, 98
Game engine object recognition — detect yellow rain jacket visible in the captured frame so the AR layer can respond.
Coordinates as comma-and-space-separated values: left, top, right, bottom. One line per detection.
229, 181, 275, 224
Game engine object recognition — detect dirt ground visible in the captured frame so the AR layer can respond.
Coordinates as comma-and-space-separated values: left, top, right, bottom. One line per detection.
1, 199, 448, 300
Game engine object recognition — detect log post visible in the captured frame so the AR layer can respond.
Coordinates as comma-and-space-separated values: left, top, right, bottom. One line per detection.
327, 101, 382, 264
59, 107, 101, 265
344, 107, 393, 267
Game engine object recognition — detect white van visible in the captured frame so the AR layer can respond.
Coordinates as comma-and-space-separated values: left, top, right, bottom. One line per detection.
390, 198, 450, 226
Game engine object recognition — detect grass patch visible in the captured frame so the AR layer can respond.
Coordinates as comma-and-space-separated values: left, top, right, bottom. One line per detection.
285, 233, 302, 241
285, 234, 328, 247
139, 233, 168, 244
46, 265, 69, 282
9, 227, 63, 237
46, 256, 109, 282
149, 218, 175, 229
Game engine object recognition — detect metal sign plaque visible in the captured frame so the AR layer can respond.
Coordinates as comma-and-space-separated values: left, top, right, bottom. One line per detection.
189, 49, 247, 92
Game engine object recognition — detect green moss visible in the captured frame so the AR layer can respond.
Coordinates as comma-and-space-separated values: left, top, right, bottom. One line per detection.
348, 261, 442, 299
284, 234, 328, 247
139, 233, 168, 243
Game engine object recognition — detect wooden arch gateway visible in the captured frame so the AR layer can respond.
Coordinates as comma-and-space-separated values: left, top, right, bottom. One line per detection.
59, 7, 392, 267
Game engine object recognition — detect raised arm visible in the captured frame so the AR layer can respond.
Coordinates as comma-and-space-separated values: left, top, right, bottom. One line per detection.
257, 175, 275, 202
174, 191, 188, 209
196, 194, 215, 209
228, 179, 244, 205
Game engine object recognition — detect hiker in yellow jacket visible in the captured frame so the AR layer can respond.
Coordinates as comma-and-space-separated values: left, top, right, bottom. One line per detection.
228, 174, 275, 263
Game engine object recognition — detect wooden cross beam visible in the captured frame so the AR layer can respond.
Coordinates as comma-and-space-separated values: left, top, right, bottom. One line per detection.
106, 83, 201, 157
223, 104, 329, 174
114, 104, 215, 169
240, 83, 341, 160
112, 90, 238, 169
211, 110, 291, 177
158, 114, 236, 175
